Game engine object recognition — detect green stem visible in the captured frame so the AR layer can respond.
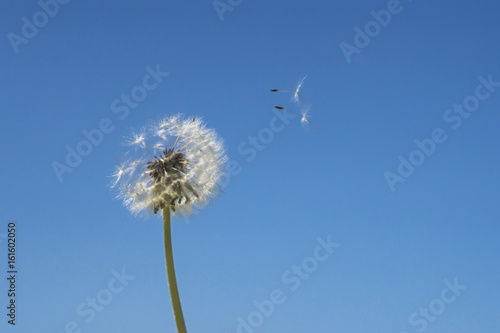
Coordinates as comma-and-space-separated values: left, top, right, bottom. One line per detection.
163, 207, 187, 333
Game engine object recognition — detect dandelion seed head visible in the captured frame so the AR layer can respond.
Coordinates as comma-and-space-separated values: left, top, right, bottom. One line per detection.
111, 114, 227, 217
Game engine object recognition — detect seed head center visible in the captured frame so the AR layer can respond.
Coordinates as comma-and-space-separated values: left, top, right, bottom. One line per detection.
147, 148, 188, 184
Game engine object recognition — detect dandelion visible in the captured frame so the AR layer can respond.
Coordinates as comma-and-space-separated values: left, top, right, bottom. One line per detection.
111, 114, 227, 333
270, 75, 307, 104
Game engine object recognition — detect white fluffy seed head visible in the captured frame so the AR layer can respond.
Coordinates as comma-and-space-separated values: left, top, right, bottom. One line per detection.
111, 114, 227, 217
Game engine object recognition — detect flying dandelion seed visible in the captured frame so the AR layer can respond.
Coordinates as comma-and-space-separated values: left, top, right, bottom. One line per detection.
274, 105, 311, 129
111, 114, 227, 333
270, 75, 307, 104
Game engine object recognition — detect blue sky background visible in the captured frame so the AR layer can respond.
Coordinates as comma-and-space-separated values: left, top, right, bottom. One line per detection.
1, 1, 500, 332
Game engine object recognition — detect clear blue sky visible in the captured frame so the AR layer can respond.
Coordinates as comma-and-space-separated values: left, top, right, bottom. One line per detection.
1, 1, 500, 332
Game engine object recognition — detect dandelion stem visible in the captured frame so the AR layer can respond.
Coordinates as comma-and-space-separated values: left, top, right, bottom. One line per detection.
163, 207, 187, 333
